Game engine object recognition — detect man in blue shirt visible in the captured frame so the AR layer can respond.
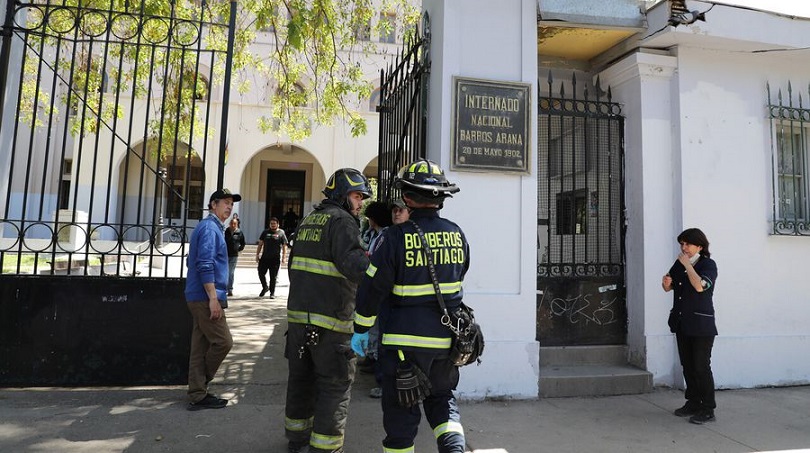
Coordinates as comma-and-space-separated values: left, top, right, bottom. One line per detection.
185, 188, 240, 410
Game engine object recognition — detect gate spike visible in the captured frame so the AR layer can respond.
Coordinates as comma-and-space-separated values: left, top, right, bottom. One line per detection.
788, 81, 793, 107
559, 80, 565, 98
571, 72, 577, 99
595, 75, 603, 101
607, 86, 613, 103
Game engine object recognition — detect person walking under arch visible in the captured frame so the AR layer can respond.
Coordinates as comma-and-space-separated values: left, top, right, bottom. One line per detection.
256, 217, 288, 298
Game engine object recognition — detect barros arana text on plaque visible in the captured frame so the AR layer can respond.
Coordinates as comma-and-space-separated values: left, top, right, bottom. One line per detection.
451, 76, 531, 174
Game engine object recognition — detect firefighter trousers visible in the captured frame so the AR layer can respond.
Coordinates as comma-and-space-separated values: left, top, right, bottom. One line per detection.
379, 349, 466, 453
284, 323, 356, 453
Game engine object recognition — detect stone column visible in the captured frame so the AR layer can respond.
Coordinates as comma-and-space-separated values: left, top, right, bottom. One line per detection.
422, 0, 539, 398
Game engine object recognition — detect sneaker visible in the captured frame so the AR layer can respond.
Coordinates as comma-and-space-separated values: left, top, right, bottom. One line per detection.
268, 293, 275, 299
227, 291, 233, 296
369, 387, 382, 398
259, 287, 268, 297
187, 394, 228, 411
689, 410, 716, 425
673, 401, 701, 417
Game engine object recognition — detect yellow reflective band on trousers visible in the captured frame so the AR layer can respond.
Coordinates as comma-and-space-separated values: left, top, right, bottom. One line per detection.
290, 256, 345, 278
382, 333, 452, 349
392, 281, 462, 297
366, 263, 377, 277
288, 310, 354, 334
310, 431, 344, 450
383, 445, 415, 453
433, 421, 464, 439
285, 416, 313, 432
354, 312, 376, 328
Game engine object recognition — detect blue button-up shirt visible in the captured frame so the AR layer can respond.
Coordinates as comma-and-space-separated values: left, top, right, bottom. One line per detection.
185, 214, 229, 303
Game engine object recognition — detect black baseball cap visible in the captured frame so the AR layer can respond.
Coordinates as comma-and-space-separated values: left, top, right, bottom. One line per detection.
209, 188, 242, 204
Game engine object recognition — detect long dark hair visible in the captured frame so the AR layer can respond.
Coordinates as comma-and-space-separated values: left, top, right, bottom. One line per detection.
677, 228, 711, 258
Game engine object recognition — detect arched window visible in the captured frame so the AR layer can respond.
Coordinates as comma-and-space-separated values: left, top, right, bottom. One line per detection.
369, 87, 381, 112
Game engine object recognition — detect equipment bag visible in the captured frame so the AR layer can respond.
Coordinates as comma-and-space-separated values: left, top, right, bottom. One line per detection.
444, 302, 485, 366
409, 220, 484, 367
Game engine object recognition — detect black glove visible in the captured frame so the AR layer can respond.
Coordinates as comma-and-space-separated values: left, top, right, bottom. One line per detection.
395, 360, 432, 408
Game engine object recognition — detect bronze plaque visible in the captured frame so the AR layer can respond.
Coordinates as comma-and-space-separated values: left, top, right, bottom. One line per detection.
451, 77, 531, 173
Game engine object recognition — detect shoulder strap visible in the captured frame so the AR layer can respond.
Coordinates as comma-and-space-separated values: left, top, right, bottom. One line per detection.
407, 220, 449, 318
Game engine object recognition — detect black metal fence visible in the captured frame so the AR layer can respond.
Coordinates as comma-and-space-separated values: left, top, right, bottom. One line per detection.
768, 81, 810, 236
536, 71, 627, 346
0, 0, 234, 278
376, 12, 430, 203
538, 72, 625, 278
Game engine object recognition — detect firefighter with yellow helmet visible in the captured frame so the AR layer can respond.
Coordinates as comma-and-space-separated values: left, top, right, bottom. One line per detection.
352, 159, 470, 453
285, 168, 372, 453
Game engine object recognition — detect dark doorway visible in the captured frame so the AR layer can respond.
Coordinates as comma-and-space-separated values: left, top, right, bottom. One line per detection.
266, 169, 305, 233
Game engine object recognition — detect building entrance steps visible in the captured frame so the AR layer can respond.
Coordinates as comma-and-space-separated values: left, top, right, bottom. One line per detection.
539, 345, 653, 397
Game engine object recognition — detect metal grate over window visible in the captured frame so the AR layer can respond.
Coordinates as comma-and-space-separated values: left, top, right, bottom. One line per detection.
538, 72, 625, 277
768, 82, 810, 236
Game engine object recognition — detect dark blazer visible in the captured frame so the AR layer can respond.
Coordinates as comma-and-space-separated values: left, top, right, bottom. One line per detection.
668, 256, 718, 336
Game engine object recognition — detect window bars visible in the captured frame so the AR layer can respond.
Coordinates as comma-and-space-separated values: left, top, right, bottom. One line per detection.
768, 81, 810, 236
538, 72, 625, 277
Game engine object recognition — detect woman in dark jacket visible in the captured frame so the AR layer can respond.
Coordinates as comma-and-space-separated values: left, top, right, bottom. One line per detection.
662, 228, 718, 425
224, 217, 246, 296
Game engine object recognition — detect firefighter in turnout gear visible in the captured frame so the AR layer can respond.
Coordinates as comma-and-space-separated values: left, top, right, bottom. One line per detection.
352, 159, 470, 453
285, 168, 372, 453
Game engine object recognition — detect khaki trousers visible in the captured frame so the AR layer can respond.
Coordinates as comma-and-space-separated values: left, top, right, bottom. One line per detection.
187, 301, 233, 403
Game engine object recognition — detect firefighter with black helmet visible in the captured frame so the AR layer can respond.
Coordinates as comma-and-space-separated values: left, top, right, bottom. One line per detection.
285, 168, 372, 453
352, 159, 470, 453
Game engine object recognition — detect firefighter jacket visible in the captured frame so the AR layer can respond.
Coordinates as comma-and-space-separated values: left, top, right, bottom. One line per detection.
354, 208, 470, 353
287, 200, 369, 334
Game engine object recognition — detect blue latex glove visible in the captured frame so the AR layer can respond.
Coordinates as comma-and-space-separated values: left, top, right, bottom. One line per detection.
351, 332, 369, 357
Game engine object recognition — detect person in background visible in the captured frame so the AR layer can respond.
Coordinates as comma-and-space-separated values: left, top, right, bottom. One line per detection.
363, 199, 411, 399
662, 227, 718, 425
224, 217, 246, 297
363, 201, 393, 251
184, 188, 240, 411
284, 168, 371, 453
256, 217, 288, 298
283, 208, 300, 237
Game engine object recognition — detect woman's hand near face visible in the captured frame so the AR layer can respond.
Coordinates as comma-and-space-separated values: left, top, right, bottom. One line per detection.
677, 252, 691, 267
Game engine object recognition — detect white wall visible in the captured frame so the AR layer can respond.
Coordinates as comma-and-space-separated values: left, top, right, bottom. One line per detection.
423, 0, 539, 398
674, 47, 810, 388
602, 43, 810, 389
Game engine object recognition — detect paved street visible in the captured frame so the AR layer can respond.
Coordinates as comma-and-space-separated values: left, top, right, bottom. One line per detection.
1, 268, 809, 452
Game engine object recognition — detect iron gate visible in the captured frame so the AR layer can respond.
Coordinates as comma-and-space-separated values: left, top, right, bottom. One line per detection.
0, 0, 235, 385
536, 72, 627, 346
376, 12, 429, 203
1, 0, 235, 278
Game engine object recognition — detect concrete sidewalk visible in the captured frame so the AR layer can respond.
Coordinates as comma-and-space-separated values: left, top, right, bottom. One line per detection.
1, 268, 809, 453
